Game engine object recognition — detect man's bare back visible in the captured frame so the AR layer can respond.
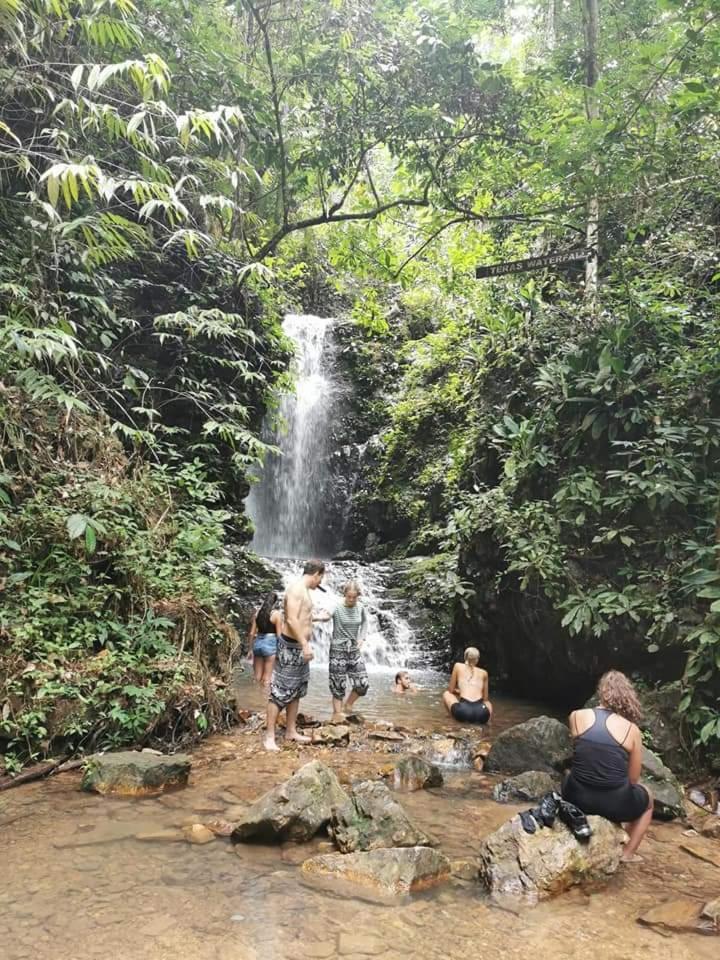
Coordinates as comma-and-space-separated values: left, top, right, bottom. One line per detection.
282, 579, 314, 652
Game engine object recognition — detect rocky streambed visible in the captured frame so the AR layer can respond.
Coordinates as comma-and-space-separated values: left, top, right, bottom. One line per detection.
1, 711, 718, 960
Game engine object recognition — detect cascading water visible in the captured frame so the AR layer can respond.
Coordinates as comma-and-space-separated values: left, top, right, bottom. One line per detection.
246, 313, 434, 671
246, 314, 335, 558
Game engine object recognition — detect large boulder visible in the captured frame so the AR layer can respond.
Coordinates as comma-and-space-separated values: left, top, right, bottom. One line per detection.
81, 751, 191, 796
231, 761, 348, 843
641, 748, 685, 820
485, 716, 572, 775
329, 780, 437, 853
492, 771, 560, 804
301, 847, 451, 901
391, 756, 443, 792
477, 814, 624, 902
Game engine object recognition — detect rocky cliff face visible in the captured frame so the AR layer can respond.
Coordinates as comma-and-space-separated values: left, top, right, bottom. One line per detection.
452, 527, 688, 706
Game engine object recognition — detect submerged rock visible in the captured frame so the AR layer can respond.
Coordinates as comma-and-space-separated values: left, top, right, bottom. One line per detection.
329, 780, 437, 853
641, 748, 685, 820
492, 771, 560, 804
183, 824, 215, 845
311, 725, 350, 746
301, 846, 451, 900
81, 751, 191, 796
391, 755, 443, 791
231, 760, 348, 843
485, 717, 572, 775
477, 814, 624, 902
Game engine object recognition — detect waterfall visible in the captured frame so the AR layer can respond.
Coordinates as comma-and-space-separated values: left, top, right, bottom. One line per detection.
246, 314, 335, 558
245, 314, 436, 672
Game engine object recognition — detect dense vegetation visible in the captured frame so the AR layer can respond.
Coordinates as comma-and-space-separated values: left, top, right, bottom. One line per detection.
1, 0, 719, 771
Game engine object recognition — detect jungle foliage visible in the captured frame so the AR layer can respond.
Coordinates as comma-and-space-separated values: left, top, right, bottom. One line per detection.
1, 0, 719, 766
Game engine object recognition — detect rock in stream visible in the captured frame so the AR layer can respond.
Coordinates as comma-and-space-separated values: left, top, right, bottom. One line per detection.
231, 760, 348, 843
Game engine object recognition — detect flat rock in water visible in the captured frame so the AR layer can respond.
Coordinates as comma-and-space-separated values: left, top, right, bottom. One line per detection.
485, 717, 572, 775
81, 751, 191, 796
368, 729, 406, 741
638, 898, 718, 936
135, 829, 185, 843
680, 840, 720, 868
641, 748, 685, 820
419, 736, 473, 768
329, 780, 438, 853
492, 771, 560, 804
391, 756, 443, 792
231, 760, 348, 843
301, 846, 450, 901
477, 814, 624, 902
311, 725, 350, 746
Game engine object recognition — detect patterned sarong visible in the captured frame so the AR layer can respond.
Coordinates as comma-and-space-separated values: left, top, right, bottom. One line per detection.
328, 645, 369, 700
269, 635, 309, 709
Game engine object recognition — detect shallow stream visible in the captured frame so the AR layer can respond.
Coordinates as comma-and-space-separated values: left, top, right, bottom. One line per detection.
1, 679, 717, 960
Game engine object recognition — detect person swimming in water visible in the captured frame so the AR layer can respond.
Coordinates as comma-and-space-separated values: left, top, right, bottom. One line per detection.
393, 671, 416, 693
442, 647, 493, 724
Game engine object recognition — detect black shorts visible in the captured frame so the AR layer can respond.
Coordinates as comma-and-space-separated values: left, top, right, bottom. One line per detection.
562, 773, 650, 823
451, 698, 490, 725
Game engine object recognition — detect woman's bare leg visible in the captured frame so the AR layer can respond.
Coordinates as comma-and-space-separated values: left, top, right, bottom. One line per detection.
442, 691, 459, 716
622, 791, 653, 860
252, 654, 264, 683
261, 655, 276, 692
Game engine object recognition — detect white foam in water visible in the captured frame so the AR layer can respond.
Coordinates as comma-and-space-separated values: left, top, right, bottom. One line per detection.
272, 558, 414, 670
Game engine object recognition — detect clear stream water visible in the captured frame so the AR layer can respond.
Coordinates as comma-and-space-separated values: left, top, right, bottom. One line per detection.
1, 315, 715, 960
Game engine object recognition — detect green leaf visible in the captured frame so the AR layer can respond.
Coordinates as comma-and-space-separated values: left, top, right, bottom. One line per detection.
66, 514, 88, 540
85, 524, 97, 555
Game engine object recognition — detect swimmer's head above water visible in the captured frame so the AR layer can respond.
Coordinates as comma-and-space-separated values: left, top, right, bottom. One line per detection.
394, 671, 412, 691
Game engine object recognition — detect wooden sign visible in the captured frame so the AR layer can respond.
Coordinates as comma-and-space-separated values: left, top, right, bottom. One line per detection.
475, 250, 587, 279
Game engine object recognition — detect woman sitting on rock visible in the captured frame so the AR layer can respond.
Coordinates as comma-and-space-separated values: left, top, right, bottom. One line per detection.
442, 647, 492, 724
562, 670, 653, 862
247, 591, 282, 690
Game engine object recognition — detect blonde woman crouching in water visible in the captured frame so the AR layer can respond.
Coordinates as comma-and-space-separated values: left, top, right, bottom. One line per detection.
563, 670, 653, 862
442, 647, 492, 725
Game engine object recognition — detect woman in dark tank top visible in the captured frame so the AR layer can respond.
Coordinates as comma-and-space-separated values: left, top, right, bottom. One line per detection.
563, 671, 653, 862
247, 591, 281, 689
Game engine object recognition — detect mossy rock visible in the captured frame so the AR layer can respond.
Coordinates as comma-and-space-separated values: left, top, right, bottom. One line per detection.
81, 751, 192, 796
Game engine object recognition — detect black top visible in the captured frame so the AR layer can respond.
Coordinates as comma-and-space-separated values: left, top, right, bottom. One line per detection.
255, 607, 275, 635
570, 708, 631, 789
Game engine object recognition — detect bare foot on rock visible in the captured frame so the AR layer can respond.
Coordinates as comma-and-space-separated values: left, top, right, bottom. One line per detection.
286, 732, 311, 744
263, 737, 280, 752
621, 853, 644, 864
330, 712, 347, 724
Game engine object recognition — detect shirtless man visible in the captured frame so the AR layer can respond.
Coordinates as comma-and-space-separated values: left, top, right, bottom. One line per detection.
442, 647, 493, 725
264, 559, 325, 752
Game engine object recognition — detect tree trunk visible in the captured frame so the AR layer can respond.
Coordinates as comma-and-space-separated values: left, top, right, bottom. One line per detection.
582, 0, 600, 318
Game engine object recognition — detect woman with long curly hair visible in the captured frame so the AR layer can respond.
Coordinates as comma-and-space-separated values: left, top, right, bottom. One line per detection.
562, 670, 653, 862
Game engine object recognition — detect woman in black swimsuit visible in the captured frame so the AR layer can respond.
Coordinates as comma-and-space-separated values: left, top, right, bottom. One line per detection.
442, 647, 492, 724
563, 670, 653, 862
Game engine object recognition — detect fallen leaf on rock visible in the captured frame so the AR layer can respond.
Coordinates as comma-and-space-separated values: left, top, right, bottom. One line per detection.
205, 819, 235, 837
